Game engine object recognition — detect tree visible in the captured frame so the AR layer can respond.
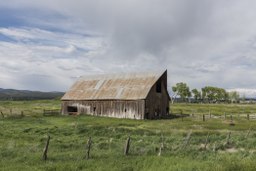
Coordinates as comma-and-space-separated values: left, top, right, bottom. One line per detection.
228, 91, 240, 103
172, 82, 191, 103
201, 86, 228, 103
191, 89, 201, 102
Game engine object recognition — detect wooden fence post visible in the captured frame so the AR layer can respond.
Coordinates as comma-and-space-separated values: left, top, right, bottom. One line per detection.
180, 110, 183, 121
245, 127, 252, 139
226, 132, 231, 146
124, 136, 131, 155
158, 134, 164, 156
213, 143, 217, 152
86, 137, 92, 159
203, 114, 205, 122
158, 142, 164, 156
0, 111, 4, 118
21, 111, 24, 117
204, 133, 210, 150
182, 131, 192, 149
42, 135, 50, 160
224, 112, 226, 120
247, 114, 250, 120
229, 114, 235, 126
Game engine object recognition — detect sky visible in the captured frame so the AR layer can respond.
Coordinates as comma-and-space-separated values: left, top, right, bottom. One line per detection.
0, 0, 256, 96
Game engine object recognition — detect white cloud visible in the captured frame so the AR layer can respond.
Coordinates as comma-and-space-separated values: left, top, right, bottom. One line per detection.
227, 88, 256, 98
0, 27, 105, 91
1, 0, 256, 94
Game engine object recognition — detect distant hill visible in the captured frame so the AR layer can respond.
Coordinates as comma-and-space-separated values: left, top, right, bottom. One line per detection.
0, 88, 64, 100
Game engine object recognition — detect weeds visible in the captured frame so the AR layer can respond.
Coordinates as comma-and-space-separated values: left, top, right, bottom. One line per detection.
1, 100, 256, 170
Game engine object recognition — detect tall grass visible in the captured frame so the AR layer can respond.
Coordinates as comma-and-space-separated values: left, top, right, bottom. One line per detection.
171, 103, 256, 115
1, 100, 256, 170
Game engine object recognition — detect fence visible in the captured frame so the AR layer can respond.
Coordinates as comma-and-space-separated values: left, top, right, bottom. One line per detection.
40, 127, 254, 161
43, 109, 60, 116
0, 109, 61, 118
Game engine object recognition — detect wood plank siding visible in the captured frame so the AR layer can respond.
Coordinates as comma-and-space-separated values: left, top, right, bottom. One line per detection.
61, 100, 145, 119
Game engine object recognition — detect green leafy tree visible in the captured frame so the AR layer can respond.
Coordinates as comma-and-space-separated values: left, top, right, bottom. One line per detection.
172, 82, 191, 103
191, 89, 201, 102
201, 86, 228, 103
228, 91, 240, 103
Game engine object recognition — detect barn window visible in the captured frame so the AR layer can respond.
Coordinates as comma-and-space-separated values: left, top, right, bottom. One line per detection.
156, 80, 161, 93
67, 106, 77, 113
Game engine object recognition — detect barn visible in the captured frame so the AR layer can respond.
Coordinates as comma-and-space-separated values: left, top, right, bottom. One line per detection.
61, 70, 170, 119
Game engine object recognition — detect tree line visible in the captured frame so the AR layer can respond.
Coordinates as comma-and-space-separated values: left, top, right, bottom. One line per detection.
171, 82, 240, 103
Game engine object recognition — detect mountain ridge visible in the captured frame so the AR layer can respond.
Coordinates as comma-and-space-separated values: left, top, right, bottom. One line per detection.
0, 88, 64, 100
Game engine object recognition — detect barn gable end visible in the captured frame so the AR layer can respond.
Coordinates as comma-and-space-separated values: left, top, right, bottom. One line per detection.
61, 70, 170, 119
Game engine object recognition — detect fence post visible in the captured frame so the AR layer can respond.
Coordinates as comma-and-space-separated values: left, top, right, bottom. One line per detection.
158, 134, 164, 156
203, 114, 205, 122
42, 135, 50, 160
245, 127, 252, 139
180, 110, 183, 121
226, 132, 231, 146
229, 114, 235, 126
158, 142, 164, 156
213, 143, 217, 152
182, 131, 192, 149
0, 111, 4, 118
204, 133, 210, 150
247, 114, 250, 120
21, 111, 24, 117
124, 136, 131, 155
86, 137, 92, 159
224, 112, 226, 119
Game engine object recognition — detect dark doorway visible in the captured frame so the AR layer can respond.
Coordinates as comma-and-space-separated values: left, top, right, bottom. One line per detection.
67, 106, 78, 113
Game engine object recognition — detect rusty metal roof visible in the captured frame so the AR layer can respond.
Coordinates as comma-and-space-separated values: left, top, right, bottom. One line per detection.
61, 71, 165, 100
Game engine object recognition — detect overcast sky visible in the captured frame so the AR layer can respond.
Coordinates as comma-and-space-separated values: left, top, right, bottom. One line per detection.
1, 0, 256, 94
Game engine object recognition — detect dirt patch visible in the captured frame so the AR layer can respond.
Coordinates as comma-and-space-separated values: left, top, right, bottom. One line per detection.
225, 148, 238, 153
219, 147, 245, 153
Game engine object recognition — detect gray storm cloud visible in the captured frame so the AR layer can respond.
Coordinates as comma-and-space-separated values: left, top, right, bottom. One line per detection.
1, 0, 256, 92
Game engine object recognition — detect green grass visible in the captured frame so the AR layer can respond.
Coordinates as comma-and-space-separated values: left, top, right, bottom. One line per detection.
1, 100, 256, 170
171, 103, 256, 115
0, 100, 60, 117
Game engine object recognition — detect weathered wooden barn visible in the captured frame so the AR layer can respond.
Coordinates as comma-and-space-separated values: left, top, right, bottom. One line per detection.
61, 70, 170, 119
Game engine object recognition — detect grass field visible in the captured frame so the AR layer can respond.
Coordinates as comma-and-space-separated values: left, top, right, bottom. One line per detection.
171, 103, 256, 116
1, 100, 256, 171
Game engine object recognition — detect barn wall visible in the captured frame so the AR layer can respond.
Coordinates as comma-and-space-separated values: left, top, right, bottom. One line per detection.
145, 72, 170, 119
61, 100, 145, 120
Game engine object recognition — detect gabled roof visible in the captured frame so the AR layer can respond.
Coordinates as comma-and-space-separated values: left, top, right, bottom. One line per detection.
61, 70, 166, 100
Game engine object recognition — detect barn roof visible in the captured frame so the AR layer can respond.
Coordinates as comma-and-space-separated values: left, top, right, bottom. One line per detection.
61, 70, 166, 100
